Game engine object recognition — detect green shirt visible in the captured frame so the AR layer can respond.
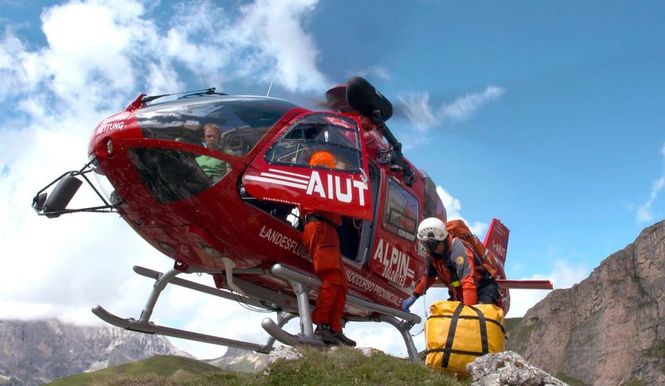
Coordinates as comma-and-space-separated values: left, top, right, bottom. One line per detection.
196, 155, 228, 182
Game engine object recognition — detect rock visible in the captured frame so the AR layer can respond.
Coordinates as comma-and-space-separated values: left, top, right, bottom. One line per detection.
358, 346, 382, 357
268, 345, 303, 364
206, 346, 268, 373
507, 220, 665, 385
467, 351, 567, 386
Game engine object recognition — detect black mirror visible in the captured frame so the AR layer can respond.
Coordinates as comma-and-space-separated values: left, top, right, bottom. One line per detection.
43, 174, 82, 218
32, 192, 47, 211
346, 76, 393, 121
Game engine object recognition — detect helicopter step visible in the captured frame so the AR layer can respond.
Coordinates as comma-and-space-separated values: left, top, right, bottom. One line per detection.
261, 318, 324, 347
265, 264, 421, 361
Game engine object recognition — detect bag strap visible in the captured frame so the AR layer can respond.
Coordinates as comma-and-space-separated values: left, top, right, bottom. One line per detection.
441, 302, 465, 368
468, 305, 489, 355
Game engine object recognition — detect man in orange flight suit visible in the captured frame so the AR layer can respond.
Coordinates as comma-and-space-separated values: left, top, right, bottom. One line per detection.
402, 217, 500, 311
301, 150, 356, 346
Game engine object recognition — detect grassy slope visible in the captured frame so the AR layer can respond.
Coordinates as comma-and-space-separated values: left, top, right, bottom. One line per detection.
50, 347, 469, 386
49, 355, 224, 386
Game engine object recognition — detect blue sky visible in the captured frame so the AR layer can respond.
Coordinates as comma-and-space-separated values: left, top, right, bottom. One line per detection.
1, 0, 664, 359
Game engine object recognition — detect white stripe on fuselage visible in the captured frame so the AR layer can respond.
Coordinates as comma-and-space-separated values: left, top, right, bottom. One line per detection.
268, 168, 310, 179
244, 175, 308, 190
260, 172, 309, 184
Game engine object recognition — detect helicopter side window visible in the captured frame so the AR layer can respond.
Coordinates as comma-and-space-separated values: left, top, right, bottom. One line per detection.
422, 175, 438, 218
264, 113, 362, 172
382, 179, 418, 241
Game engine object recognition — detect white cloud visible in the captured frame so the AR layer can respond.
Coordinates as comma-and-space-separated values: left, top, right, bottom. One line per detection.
350, 65, 391, 81
162, 2, 232, 87
155, 0, 327, 92
145, 59, 185, 94
228, 0, 327, 92
0, 0, 325, 106
439, 85, 504, 121
437, 185, 462, 218
397, 85, 505, 135
0, 29, 41, 99
397, 92, 438, 133
636, 142, 665, 222
40, 1, 137, 95
436, 185, 487, 236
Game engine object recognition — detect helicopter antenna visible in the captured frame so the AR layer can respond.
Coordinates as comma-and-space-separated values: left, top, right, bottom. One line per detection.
266, 80, 274, 97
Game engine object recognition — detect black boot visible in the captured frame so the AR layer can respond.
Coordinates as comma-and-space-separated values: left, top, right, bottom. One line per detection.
333, 330, 356, 347
314, 324, 337, 345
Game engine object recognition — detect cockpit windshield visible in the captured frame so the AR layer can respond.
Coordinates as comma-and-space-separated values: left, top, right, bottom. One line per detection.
134, 96, 298, 156
124, 96, 297, 203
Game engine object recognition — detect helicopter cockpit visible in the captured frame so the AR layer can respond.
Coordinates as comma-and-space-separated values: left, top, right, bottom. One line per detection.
121, 96, 298, 203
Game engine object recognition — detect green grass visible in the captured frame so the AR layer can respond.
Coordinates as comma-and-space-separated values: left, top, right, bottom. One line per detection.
49, 355, 229, 386
49, 347, 468, 386
264, 346, 467, 386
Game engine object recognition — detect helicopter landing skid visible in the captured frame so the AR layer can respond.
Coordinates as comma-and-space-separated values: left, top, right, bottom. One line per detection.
92, 265, 294, 354
92, 305, 287, 353
92, 264, 421, 361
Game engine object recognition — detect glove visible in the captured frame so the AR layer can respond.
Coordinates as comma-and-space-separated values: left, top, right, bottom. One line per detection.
401, 294, 419, 312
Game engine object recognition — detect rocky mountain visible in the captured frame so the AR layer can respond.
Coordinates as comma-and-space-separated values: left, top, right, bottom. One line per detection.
206, 346, 268, 373
0, 318, 190, 385
507, 220, 665, 386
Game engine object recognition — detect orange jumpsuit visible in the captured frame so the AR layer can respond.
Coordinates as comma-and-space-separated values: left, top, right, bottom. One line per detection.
414, 238, 497, 306
301, 210, 347, 333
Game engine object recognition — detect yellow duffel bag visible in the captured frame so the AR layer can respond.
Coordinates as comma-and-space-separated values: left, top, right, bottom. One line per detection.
425, 300, 505, 374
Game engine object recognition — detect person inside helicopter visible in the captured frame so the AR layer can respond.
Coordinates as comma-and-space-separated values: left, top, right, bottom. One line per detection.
195, 123, 232, 182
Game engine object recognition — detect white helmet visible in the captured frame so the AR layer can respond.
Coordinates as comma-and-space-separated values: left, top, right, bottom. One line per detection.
417, 217, 448, 241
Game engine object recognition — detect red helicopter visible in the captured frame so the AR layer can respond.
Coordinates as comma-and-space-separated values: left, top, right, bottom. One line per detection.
32, 77, 552, 360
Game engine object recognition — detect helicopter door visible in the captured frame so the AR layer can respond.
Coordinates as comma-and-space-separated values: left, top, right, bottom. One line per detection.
242, 113, 373, 220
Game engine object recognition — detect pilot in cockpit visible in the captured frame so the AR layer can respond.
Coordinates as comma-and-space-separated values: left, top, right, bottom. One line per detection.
196, 123, 230, 182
